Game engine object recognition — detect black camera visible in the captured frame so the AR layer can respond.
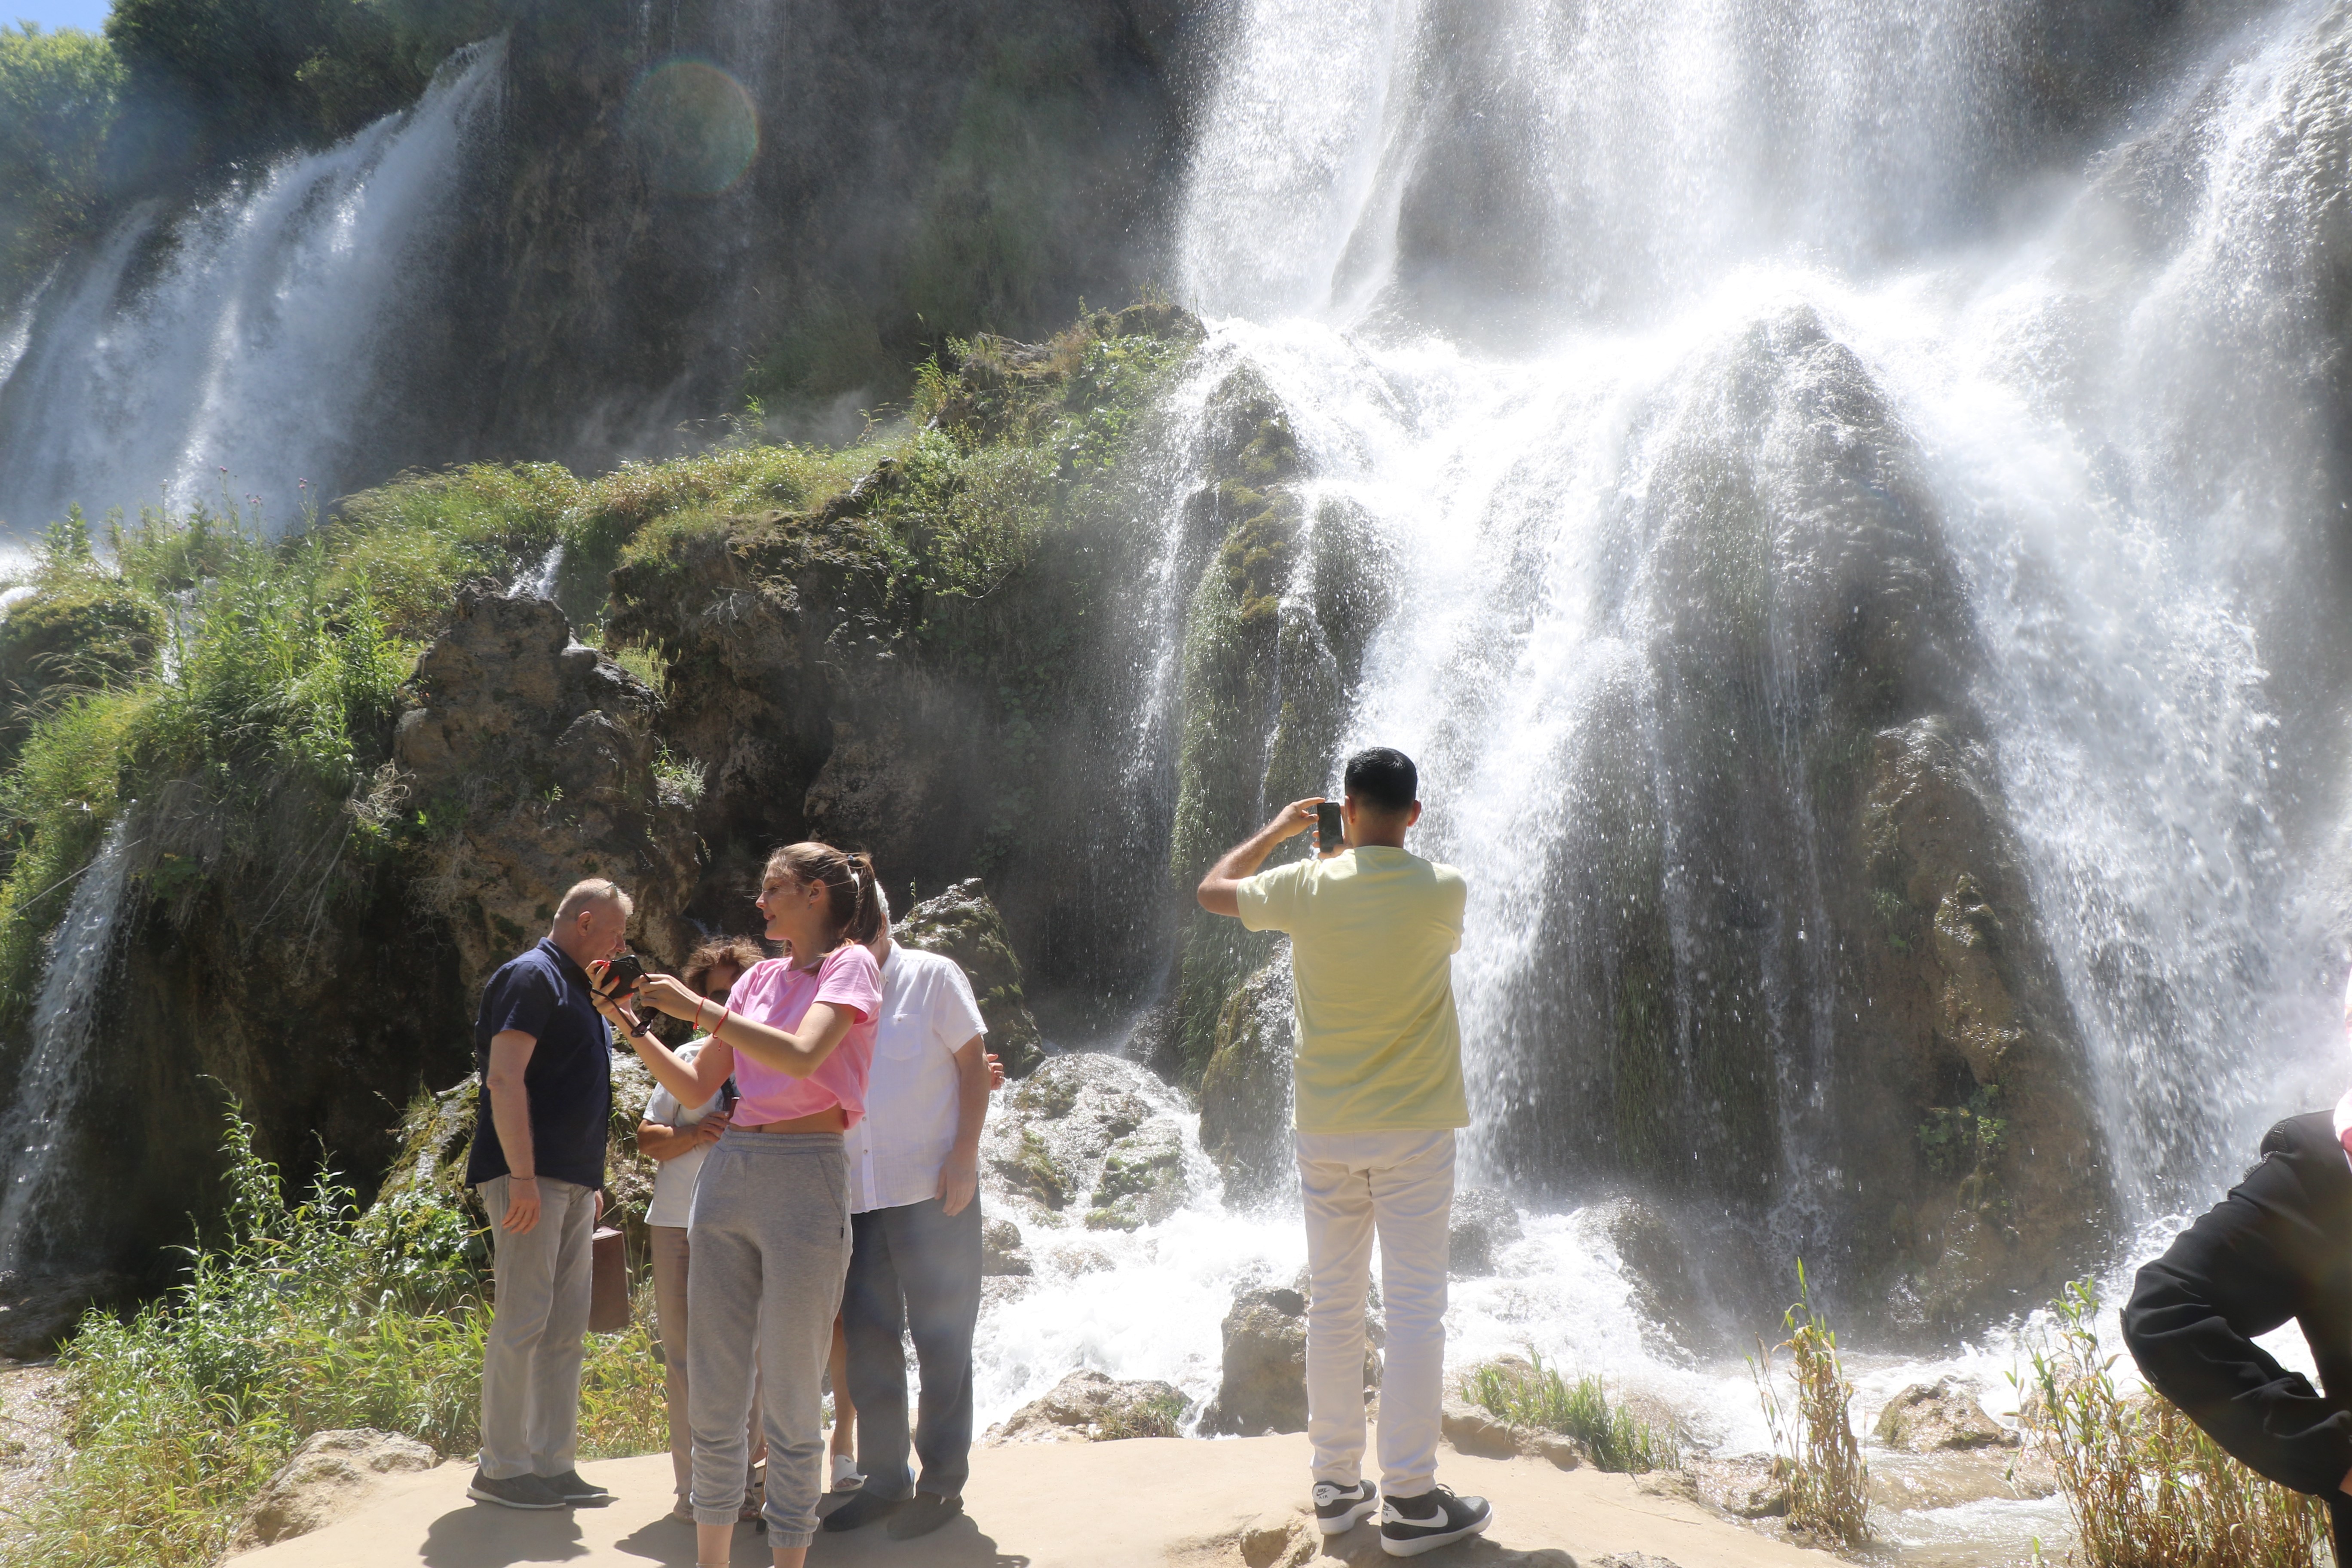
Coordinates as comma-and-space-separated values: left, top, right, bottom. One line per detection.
592, 953, 645, 1000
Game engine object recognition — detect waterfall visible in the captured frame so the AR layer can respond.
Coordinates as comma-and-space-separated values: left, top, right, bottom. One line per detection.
0, 820, 140, 1276
1166, 0, 2352, 1256
0, 40, 505, 534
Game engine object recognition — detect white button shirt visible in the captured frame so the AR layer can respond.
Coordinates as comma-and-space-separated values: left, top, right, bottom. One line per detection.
844, 944, 989, 1214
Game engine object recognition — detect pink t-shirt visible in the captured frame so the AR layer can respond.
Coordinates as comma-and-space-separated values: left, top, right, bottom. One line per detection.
724, 945, 881, 1128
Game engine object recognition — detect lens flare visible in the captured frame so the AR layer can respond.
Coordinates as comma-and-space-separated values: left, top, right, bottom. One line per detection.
626, 59, 759, 197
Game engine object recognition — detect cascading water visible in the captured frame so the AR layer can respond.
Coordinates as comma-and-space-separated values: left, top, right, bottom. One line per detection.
969, 0, 2352, 1558
0, 820, 140, 1277
0, 40, 505, 533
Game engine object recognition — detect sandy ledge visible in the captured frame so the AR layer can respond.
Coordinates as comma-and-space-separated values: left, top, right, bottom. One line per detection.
223, 1433, 1842, 1568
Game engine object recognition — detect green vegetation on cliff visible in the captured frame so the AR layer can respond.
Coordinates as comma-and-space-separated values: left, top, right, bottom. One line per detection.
0, 24, 122, 289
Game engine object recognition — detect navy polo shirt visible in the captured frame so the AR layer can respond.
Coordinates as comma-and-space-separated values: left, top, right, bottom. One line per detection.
465, 937, 612, 1191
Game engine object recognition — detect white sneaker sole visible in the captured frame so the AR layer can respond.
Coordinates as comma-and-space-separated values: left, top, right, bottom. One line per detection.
1317, 1495, 1380, 1534
465, 1483, 564, 1510
1379, 1510, 1493, 1557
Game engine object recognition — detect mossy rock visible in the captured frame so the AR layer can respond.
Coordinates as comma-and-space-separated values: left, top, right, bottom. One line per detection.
894, 877, 1044, 1078
0, 574, 164, 760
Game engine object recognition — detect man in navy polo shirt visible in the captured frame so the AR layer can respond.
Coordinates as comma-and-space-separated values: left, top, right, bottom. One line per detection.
465, 878, 632, 1511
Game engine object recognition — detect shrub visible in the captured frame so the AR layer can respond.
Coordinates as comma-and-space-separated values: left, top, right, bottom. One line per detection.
1461, 1352, 1681, 1473
0, 22, 122, 294
2025, 1279, 2328, 1567
1751, 1261, 1868, 1545
0, 1106, 664, 1568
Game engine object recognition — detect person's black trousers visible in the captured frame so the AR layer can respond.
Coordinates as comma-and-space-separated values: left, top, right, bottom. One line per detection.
841, 1194, 985, 1501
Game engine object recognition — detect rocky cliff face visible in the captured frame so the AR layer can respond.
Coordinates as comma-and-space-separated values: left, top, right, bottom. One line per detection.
389, 586, 700, 989
383, 0, 1206, 477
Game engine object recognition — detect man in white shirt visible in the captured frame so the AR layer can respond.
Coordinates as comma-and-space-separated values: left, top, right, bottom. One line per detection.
821, 892, 994, 1542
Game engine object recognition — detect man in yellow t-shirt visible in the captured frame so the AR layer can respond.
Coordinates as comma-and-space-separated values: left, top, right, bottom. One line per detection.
1197, 747, 1491, 1559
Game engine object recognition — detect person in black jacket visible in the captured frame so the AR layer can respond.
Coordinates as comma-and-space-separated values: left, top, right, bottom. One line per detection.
2122, 1110, 2352, 1556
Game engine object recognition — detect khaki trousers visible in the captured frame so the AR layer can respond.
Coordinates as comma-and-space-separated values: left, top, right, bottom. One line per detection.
1296, 1128, 1455, 1499
477, 1174, 595, 1480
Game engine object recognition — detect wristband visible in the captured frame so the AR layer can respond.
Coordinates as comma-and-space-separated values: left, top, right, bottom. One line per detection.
693, 998, 708, 1032
511, 1174, 537, 1183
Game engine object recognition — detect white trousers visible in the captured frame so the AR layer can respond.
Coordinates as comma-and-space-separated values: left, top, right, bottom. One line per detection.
1296, 1127, 1455, 1498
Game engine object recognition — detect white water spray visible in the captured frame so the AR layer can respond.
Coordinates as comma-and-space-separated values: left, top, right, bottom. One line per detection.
0, 820, 140, 1274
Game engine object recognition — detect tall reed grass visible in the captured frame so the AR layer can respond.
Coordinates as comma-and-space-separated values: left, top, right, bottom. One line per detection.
2025, 1280, 2329, 1568
1751, 1261, 1868, 1546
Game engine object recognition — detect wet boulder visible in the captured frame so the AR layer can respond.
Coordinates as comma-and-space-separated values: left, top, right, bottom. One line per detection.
988, 1369, 1187, 1442
1689, 1453, 1792, 1519
1873, 1377, 2010, 1452
1085, 1122, 1188, 1231
1201, 1286, 1311, 1436
978, 1052, 1191, 1223
893, 879, 1044, 1078
1201, 1283, 1381, 1436
981, 1216, 1032, 1277
1448, 1187, 1522, 1277
1198, 951, 1296, 1208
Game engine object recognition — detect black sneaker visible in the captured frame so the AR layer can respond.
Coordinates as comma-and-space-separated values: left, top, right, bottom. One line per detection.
1313, 1479, 1379, 1534
542, 1469, 615, 1504
466, 1469, 565, 1510
1379, 1485, 1492, 1557
821, 1489, 905, 1532
886, 1493, 964, 1540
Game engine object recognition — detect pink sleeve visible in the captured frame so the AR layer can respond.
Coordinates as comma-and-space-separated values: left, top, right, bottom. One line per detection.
815, 946, 881, 1023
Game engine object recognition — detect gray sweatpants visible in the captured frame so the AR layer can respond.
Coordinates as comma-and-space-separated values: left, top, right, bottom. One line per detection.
477, 1174, 595, 1480
687, 1129, 851, 1547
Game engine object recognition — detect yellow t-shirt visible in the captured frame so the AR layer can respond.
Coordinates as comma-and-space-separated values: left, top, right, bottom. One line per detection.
1236, 845, 1469, 1135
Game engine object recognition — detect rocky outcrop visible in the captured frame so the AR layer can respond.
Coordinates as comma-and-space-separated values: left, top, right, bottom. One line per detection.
388, 588, 699, 991
602, 306, 1204, 1038
1593, 1197, 1709, 1356
1447, 1188, 1523, 1277
1872, 1378, 2010, 1452
978, 1053, 1193, 1226
981, 1217, 1032, 1277
894, 879, 1043, 1078
1201, 1286, 1311, 1436
988, 1369, 1187, 1443
1198, 951, 1295, 1207
1858, 718, 2109, 1331
1200, 1284, 1381, 1437
1688, 1454, 1792, 1519
228, 1428, 437, 1551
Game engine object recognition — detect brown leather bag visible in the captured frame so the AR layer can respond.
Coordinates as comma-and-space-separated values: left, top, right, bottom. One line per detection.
589, 1225, 630, 1332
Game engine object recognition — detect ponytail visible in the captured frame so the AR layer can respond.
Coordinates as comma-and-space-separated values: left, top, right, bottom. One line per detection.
766, 841, 883, 948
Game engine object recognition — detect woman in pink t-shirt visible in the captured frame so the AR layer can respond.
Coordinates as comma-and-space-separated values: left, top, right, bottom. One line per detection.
595, 842, 882, 1568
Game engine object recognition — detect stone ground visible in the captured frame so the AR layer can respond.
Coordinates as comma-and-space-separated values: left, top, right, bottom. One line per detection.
224, 1434, 1844, 1568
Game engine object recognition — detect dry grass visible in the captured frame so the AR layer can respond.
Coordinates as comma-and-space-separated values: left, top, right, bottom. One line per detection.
2025, 1280, 2329, 1568
1750, 1262, 1868, 1546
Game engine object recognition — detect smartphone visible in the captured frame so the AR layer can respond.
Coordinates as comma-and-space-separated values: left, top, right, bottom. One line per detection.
1316, 800, 1344, 856
592, 953, 644, 1000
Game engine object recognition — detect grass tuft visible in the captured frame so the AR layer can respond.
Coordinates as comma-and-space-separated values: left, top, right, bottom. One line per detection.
1461, 1351, 1681, 1473
2024, 1279, 2328, 1567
